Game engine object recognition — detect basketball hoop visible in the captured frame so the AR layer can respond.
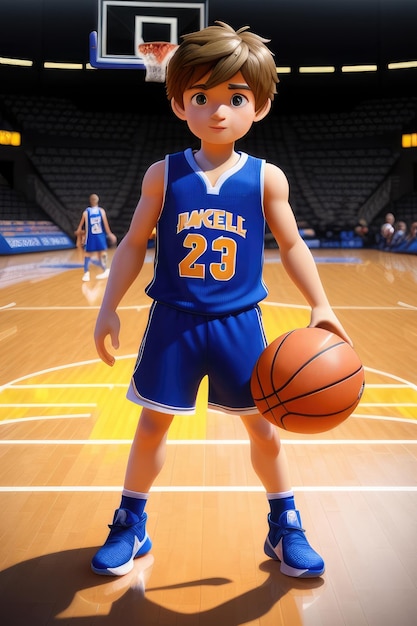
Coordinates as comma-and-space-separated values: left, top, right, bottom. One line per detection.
138, 42, 178, 83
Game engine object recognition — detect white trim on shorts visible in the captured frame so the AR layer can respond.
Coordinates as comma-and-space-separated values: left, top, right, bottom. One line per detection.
127, 380, 197, 415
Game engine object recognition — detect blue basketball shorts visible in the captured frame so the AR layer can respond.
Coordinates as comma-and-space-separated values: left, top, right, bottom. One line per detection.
85, 232, 107, 252
127, 301, 267, 415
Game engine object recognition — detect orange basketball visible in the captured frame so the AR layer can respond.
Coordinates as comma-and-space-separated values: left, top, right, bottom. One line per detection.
251, 327, 365, 434
107, 232, 117, 247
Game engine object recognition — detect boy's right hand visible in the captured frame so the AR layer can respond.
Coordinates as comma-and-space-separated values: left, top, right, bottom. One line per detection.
94, 310, 120, 366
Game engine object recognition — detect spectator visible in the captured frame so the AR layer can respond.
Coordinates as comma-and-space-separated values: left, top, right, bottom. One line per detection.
354, 218, 371, 247
402, 221, 417, 253
389, 220, 408, 249
379, 212, 395, 249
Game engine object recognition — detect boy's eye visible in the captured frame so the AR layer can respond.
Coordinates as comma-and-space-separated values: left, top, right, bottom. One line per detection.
191, 93, 207, 106
231, 94, 248, 107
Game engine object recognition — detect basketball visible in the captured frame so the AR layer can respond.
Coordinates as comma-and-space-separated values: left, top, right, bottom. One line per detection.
107, 232, 117, 247
251, 327, 365, 434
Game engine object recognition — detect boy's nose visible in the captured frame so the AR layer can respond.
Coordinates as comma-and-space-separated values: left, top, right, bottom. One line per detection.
211, 104, 227, 119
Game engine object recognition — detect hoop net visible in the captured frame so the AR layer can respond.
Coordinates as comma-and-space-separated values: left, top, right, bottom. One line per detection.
138, 42, 179, 83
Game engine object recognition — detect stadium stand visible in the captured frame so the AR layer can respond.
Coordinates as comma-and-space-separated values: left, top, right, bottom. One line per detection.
0, 92, 416, 251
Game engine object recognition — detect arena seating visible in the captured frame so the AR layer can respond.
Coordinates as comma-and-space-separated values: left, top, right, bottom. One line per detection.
0, 92, 416, 252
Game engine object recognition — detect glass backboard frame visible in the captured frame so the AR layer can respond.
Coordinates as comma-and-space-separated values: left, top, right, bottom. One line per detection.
90, 0, 208, 69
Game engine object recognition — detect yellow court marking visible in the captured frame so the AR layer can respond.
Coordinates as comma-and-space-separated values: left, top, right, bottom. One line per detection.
1, 305, 416, 446
168, 377, 209, 440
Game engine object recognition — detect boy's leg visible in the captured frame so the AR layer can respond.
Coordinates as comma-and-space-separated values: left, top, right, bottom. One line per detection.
91, 409, 174, 576
240, 413, 325, 578
124, 408, 175, 492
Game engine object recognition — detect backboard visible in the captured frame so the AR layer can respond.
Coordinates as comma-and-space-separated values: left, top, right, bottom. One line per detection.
90, 0, 208, 70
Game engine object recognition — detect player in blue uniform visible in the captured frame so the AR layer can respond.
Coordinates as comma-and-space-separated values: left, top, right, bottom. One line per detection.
75, 194, 115, 281
91, 22, 351, 578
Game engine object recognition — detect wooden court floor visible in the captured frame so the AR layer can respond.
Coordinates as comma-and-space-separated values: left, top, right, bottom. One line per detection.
0, 246, 416, 625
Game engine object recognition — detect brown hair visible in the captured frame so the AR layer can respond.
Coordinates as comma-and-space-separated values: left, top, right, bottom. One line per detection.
166, 21, 278, 111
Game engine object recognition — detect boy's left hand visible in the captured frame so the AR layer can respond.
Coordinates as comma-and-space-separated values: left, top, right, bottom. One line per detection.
309, 307, 352, 346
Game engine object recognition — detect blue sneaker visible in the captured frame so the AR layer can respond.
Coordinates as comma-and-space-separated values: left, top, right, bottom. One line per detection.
264, 510, 325, 578
91, 508, 152, 576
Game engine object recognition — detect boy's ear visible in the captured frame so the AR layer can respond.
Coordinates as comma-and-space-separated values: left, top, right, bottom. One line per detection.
171, 98, 187, 120
254, 99, 271, 122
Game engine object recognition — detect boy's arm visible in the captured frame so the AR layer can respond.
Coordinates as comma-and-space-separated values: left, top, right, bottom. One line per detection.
263, 163, 352, 345
94, 160, 165, 365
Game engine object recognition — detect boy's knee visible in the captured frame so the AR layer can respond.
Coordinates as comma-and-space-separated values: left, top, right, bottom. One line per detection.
138, 409, 173, 441
244, 416, 281, 448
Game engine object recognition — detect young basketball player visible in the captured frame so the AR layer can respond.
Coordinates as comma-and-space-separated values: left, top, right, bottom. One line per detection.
75, 194, 115, 281
91, 22, 351, 578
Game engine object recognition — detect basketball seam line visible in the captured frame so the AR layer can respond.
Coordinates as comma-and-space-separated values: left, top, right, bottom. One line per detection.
253, 365, 364, 405
269, 339, 348, 395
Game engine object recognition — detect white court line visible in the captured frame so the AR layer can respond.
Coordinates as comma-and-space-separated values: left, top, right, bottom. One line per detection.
0, 302, 16, 310
6, 305, 150, 311
0, 354, 137, 392
0, 439, 416, 445
364, 366, 417, 393
1, 350, 416, 397
262, 302, 412, 311
1, 412, 415, 431
0, 414, 91, 427
8, 383, 127, 389
1, 402, 415, 416
1, 403, 96, 408
0, 485, 416, 493
360, 403, 417, 407
364, 384, 411, 388
353, 414, 417, 425
398, 301, 417, 310
6, 382, 411, 390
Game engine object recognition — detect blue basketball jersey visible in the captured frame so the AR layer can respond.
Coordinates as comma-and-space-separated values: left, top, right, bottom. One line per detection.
85, 206, 107, 252
146, 149, 268, 314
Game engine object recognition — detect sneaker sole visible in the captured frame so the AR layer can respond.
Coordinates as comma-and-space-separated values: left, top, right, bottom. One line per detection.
91, 535, 152, 576
264, 538, 325, 578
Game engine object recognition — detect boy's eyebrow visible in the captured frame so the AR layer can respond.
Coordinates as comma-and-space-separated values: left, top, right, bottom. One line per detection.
228, 83, 251, 90
188, 82, 252, 91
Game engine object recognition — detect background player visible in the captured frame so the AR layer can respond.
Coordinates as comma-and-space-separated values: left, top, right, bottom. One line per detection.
75, 193, 116, 281
91, 22, 351, 579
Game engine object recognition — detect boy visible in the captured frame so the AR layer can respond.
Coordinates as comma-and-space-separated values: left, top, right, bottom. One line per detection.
92, 22, 351, 578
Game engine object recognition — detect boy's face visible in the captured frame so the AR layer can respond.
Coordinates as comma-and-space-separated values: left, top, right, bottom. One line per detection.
172, 71, 270, 144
